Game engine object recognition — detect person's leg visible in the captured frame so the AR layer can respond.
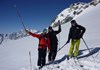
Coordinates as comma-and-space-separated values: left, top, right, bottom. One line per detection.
48, 48, 53, 61
52, 45, 57, 61
74, 39, 80, 58
37, 48, 42, 66
42, 49, 47, 66
68, 40, 75, 57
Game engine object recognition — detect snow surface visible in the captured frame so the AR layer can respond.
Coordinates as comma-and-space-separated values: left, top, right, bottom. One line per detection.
0, 3, 100, 70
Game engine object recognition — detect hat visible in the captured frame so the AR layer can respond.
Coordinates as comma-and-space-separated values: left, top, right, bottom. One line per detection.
71, 20, 76, 23
43, 29, 47, 33
48, 26, 52, 29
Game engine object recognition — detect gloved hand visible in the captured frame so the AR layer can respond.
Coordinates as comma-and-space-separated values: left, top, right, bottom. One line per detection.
58, 20, 61, 26
80, 34, 83, 38
25, 29, 29, 34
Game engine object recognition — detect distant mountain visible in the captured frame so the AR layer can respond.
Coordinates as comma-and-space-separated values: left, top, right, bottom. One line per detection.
0, 29, 39, 44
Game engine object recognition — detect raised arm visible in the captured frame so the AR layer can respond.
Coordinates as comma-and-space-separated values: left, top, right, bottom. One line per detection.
25, 29, 40, 39
54, 20, 61, 34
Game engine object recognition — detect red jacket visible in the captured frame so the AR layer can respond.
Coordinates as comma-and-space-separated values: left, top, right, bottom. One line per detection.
29, 32, 50, 49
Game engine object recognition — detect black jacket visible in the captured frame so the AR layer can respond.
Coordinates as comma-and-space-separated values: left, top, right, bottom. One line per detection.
68, 24, 86, 41
48, 25, 61, 45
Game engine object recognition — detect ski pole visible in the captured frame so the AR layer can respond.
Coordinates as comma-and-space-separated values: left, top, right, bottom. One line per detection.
29, 51, 32, 70
82, 38, 94, 59
57, 43, 67, 52
14, 5, 26, 30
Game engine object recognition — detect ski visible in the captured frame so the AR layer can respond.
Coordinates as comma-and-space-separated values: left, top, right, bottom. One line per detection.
73, 58, 83, 67
45, 60, 58, 66
44, 61, 60, 69
38, 66, 43, 69
67, 57, 83, 68
34, 66, 43, 70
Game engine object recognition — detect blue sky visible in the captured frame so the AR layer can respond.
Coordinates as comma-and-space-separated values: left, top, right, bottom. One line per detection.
0, 0, 91, 33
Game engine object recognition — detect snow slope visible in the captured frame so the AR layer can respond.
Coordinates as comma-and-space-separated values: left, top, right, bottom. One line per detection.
0, 3, 100, 70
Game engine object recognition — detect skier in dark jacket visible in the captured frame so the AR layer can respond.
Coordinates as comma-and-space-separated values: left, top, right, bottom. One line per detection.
25, 29, 50, 68
47, 20, 61, 62
66, 20, 86, 59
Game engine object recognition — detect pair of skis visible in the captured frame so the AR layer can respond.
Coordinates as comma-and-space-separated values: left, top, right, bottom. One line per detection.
73, 58, 83, 67
67, 57, 83, 68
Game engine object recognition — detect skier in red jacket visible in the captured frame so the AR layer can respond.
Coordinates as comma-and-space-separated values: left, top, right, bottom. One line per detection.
25, 29, 50, 68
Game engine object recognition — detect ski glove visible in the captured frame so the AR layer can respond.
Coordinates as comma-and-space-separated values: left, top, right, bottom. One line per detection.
25, 29, 29, 34
80, 34, 83, 38
58, 20, 61, 26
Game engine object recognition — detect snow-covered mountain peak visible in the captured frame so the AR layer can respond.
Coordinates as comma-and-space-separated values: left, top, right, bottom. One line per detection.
51, 0, 100, 28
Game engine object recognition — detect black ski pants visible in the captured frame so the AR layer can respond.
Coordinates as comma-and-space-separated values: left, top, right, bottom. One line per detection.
48, 44, 57, 61
38, 48, 47, 66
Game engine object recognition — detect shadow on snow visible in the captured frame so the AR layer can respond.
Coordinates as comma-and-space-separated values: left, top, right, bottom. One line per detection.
50, 47, 100, 65
77, 47, 100, 59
